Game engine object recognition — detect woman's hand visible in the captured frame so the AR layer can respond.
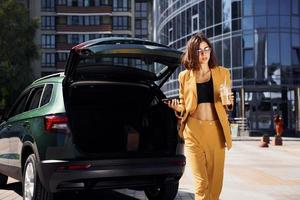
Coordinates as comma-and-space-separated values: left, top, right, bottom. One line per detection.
225, 92, 234, 111
164, 99, 180, 112
229, 92, 234, 105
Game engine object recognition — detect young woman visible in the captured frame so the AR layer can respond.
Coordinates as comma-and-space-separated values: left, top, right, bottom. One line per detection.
166, 33, 234, 200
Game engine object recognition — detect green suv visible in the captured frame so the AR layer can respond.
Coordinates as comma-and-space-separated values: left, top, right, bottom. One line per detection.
0, 38, 185, 200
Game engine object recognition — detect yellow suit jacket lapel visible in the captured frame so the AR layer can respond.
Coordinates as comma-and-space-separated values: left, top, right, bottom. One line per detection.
211, 67, 219, 102
189, 70, 197, 100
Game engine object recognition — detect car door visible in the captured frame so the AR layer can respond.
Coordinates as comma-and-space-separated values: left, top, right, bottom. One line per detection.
0, 120, 11, 175
0, 90, 30, 178
7, 86, 45, 179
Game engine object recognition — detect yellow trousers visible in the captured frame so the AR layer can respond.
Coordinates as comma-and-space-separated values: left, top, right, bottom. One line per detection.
184, 117, 226, 200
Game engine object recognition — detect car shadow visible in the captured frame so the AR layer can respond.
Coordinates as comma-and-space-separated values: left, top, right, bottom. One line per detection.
4, 181, 23, 196
3, 181, 194, 200
58, 190, 141, 200
3, 181, 140, 200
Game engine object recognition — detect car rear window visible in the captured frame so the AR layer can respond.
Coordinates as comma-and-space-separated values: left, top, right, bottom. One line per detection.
27, 87, 44, 111
40, 84, 53, 106
78, 56, 167, 75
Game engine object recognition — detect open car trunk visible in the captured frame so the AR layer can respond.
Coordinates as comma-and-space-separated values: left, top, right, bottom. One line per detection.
67, 81, 179, 158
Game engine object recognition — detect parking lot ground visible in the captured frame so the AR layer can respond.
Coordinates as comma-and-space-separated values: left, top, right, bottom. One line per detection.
1, 139, 300, 200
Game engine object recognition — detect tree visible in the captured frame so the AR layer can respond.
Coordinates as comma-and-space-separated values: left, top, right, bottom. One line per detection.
0, 0, 38, 108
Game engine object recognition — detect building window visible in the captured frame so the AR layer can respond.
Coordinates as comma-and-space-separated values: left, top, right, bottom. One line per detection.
67, 16, 101, 25
292, 0, 299, 15
135, 1, 147, 39
255, 16, 266, 28
41, 16, 55, 30
135, 19, 147, 39
41, 0, 55, 11
83, 0, 95, 7
68, 34, 79, 44
232, 36, 242, 67
57, 0, 66, 5
280, 16, 291, 28
168, 27, 173, 43
214, 0, 221, 24
100, 0, 110, 5
206, 0, 213, 26
267, 16, 279, 28
41, 35, 55, 49
57, 53, 69, 62
187, 8, 191, 33
242, 17, 254, 30
67, 34, 91, 44
267, 33, 280, 66
223, 0, 231, 22
113, 0, 130, 11
232, 0, 241, 19
223, 39, 231, 67
214, 40, 223, 65
244, 49, 254, 66
135, 2, 147, 17
192, 14, 198, 33
254, 0, 266, 15
267, 0, 279, 15
89, 34, 102, 39
42, 53, 55, 67
280, 0, 291, 15
292, 48, 300, 65
113, 16, 131, 30
281, 33, 291, 66
67, 0, 78, 6
243, 0, 253, 16
243, 67, 254, 79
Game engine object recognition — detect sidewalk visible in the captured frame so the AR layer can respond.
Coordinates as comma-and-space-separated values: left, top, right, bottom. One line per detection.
179, 140, 300, 200
220, 140, 300, 200
1, 140, 300, 200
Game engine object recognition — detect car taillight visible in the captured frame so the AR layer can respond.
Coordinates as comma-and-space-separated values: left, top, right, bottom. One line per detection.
44, 115, 70, 133
57, 164, 92, 171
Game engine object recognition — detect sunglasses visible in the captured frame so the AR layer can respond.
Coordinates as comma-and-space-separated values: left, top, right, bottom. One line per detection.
197, 47, 211, 54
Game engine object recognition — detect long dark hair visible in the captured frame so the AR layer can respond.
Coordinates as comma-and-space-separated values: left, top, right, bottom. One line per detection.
181, 32, 218, 70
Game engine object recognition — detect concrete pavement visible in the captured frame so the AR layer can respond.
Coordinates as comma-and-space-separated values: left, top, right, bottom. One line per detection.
1, 139, 300, 199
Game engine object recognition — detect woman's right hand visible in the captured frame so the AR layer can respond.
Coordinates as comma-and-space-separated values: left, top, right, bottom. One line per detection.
164, 99, 180, 112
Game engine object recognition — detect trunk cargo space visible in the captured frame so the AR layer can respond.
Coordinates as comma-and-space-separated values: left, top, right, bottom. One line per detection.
67, 82, 178, 158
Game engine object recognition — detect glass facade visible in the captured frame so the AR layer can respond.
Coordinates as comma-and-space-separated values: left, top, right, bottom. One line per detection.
154, 0, 300, 136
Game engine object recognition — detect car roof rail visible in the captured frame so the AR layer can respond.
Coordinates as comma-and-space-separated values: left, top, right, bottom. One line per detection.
32, 72, 64, 84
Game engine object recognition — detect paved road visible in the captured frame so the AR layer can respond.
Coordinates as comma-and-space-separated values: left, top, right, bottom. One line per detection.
1, 139, 300, 200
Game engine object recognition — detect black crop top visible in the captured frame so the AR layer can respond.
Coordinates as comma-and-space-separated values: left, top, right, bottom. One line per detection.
197, 77, 214, 103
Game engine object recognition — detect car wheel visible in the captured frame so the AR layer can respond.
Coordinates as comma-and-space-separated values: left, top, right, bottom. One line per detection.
0, 173, 8, 188
23, 154, 53, 200
144, 182, 179, 200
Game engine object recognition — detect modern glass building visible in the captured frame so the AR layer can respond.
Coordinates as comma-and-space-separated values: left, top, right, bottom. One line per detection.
154, 0, 300, 136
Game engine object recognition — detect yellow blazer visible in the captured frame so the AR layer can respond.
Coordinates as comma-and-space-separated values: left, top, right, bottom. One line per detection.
177, 66, 232, 150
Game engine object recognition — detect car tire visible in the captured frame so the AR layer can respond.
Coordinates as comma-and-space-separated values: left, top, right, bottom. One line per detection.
23, 154, 54, 200
0, 173, 8, 188
144, 182, 179, 200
